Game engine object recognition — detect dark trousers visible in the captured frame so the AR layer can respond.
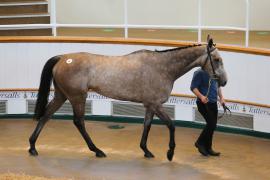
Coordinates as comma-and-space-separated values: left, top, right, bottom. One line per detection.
196, 101, 218, 149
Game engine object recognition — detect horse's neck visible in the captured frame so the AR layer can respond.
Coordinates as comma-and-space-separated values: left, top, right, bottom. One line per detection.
163, 46, 205, 80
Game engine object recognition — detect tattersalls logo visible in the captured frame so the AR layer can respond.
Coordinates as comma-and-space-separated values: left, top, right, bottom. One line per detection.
242, 105, 246, 112
0, 92, 21, 99
249, 106, 270, 116
29, 92, 37, 98
1, 91, 270, 117
26, 92, 54, 99
87, 93, 109, 100
218, 103, 239, 111
167, 97, 196, 106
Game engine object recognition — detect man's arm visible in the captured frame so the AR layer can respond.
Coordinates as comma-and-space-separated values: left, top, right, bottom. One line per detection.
190, 70, 208, 104
218, 87, 225, 105
192, 88, 209, 104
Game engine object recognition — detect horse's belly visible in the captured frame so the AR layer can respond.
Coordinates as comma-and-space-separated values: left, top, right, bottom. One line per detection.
89, 82, 143, 103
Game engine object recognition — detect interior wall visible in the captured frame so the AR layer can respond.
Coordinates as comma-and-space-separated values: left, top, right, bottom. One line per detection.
0, 42, 269, 105
55, 0, 270, 30
56, 0, 124, 24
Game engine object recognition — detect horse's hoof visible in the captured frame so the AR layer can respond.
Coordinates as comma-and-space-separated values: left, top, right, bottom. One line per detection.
144, 152, 155, 158
96, 150, 106, 158
29, 148, 38, 156
167, 149, 174, 161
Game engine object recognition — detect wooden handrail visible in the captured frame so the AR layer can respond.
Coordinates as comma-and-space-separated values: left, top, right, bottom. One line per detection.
0, 36, 270, 56
171, 93, 270, 109
0, 88, 269, 109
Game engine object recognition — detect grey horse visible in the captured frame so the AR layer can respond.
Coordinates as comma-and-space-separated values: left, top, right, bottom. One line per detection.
29, 36, 227, 161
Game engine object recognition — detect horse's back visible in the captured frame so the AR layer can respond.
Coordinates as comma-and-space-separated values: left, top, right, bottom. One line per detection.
52, 51, 172, 104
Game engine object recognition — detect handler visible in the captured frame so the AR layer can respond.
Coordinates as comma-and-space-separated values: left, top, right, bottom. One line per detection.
190, 68, 225, 156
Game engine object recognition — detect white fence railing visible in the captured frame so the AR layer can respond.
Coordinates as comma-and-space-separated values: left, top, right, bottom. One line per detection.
0, 0, 251, 47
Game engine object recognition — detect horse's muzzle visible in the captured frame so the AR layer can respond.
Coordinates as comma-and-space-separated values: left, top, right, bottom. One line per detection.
220, 80, 227, 87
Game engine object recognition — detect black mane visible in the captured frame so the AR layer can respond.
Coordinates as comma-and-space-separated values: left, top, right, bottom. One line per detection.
155, 44, 202, 53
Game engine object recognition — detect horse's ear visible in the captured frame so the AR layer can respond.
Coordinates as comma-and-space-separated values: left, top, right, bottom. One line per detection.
207, 34, 214, 48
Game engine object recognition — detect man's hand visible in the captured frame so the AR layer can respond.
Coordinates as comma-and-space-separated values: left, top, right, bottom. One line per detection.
192, 88, 209, 104
200, 95, 209, 104
218, 88, 225, 105
219, 97, 226, 106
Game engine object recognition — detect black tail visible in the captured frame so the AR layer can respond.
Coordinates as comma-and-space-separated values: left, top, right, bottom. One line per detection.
33, 56, 60, 120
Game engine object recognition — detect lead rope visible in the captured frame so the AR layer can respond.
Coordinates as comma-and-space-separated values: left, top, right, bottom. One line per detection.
204, 39, 231, 119
205, 78, 212, 98
205, 78, 231, 119
219, 104, 231, 119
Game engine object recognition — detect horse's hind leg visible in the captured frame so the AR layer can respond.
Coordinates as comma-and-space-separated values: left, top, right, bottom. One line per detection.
155, 105, 175, 161
29, 90, 66, 156
70, 95, 106, 158
140, 107, 155, 158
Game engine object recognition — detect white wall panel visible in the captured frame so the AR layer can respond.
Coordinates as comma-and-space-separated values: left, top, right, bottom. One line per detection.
171, 51, 270, 105
220, 52, 270, 104
7, 99, 26, 114
55, 0, 270, 30
202, 0, 245, 28
128, 0, 198, 26
175, 105, 194, 122
56, 0, 124, 24
92, 100, 112, 116
254, 115, 270, 133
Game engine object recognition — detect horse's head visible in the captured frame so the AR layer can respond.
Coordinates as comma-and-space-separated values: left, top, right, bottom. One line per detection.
201, 35, 228, 87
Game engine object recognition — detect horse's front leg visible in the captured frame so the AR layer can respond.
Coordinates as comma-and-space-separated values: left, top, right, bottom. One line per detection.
155, 105, 175, 161
140, 107, 154, 158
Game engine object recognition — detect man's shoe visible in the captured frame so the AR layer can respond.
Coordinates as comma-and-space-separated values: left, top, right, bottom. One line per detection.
207, 149, 220, 156
195, 142, 208, 156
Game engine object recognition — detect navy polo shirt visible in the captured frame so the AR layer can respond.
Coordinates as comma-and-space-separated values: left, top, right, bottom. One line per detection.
190, 69, 218, 103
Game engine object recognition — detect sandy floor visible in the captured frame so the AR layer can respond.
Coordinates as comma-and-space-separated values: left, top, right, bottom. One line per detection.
0, 119, 270, 180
